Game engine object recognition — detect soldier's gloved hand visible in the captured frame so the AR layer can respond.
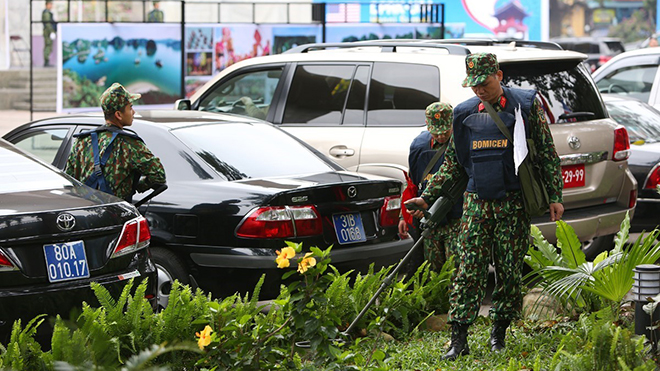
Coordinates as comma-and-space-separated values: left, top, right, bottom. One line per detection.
136, 181, 151, 193
404, 197, 428, 219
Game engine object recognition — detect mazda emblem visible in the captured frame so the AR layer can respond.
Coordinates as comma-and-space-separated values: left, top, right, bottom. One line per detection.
347, 186, 357, 198
567, 136, 581, 150
56, 213, 76, 232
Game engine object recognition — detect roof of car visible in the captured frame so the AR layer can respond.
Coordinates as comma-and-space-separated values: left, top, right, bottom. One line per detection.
191, 39, 588, 102
25, 110, 264, 130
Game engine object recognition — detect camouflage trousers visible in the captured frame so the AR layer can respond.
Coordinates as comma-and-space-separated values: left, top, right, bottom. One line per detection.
423, 218, 461, 272
448, 191, 530, 324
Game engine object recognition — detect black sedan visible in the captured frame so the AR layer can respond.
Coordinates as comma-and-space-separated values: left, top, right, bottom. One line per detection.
602, 94, 660, 232
4, 110, 411, 304
0, 139, 157, 342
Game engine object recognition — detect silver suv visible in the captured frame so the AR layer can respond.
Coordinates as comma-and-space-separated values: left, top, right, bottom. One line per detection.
176, 39, 637, 256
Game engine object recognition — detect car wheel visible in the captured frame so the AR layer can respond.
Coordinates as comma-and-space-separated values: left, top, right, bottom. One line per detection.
582, 233, 615, 260
150, 247, 189, 310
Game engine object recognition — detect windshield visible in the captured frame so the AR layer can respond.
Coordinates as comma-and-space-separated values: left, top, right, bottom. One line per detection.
0, 146, 71, 194
605, 98, 660, 143
502, 60, 607, 124
171, 122, 335, 180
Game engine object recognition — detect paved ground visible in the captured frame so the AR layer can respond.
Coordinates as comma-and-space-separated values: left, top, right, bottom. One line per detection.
0, 110, 59, 137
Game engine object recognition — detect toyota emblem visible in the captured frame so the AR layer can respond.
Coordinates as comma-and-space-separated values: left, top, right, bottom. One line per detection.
56, 213, 76, 232
347, 186, 357, 198
567, 136, 581, 150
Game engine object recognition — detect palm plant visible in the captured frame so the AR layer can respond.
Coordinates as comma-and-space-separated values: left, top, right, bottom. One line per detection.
525, 213, 660, 316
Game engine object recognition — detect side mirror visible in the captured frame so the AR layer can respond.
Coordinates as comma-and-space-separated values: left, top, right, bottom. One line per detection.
174, 99, 191, 110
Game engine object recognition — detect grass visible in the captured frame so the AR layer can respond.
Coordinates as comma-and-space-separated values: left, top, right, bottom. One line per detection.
316, 316, 581, 370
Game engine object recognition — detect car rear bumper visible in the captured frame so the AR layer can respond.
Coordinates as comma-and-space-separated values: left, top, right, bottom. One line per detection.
532, 203, 635, 243
189, 238, 413, 299
0, 252, 157, 340
630, 198, 660, 232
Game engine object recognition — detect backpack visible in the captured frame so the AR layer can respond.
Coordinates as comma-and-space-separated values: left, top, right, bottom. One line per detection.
84, 131, 119, 196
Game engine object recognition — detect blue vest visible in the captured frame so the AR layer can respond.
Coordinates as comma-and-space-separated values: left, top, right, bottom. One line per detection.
452, 87, 536, 200
409, 131, 463, 220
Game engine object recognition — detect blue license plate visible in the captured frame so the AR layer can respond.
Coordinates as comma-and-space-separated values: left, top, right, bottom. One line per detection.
43, 240, 90, 283
332, 212, 367, 244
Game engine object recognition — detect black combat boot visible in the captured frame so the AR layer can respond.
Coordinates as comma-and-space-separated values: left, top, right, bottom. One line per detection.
490, 320, 511, 352
441, 323, 470, 361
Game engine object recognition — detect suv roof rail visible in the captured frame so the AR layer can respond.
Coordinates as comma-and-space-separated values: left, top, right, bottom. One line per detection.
430, 38, 563, 50
283, 41, 471, 55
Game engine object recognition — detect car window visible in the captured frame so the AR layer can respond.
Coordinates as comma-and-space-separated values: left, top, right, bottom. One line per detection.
12, 128, 69, 164
595, 65, 658, 102
502, 60, 607, 123
0, 145, 71, 195
198, 67, 283, 120
604, 41, 625, 54
171, 123, 335, 180
282, 64, 359, 125
606, 99, 660, 143
367, 62, 440, 126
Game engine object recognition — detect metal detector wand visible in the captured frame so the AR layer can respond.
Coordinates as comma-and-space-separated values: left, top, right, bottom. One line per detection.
340, 171, 468, 338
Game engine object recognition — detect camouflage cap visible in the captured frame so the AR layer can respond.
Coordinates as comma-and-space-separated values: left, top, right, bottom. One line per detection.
461, 52, 499, 87
425, 102, 453, 135
100, 83, 141, 114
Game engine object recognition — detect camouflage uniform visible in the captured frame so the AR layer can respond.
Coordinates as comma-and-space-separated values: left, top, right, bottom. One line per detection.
415, 102, 462, 271
422, 54, 563, 325
42, 2, 56, 67
65, 83, 166, 201
147, 1, 164, 23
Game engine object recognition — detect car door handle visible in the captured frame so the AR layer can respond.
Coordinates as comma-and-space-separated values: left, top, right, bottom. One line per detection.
329, 146, 355, 157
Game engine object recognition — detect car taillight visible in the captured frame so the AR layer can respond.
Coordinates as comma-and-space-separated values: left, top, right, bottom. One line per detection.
599, 55, 612, 65
0, 250, 15, 270
644, 165, 660, 189
629, 189, 638, 209
112, 216, 151, 258
613, 127, 631, 161
380, 196, 401, 227
236, 205, 322, 238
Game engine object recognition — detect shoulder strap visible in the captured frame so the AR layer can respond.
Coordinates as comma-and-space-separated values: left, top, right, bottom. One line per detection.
421, 141, 448, 180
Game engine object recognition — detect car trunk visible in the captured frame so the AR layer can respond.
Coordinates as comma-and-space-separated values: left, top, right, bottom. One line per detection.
0, 196, 138, 286
257, 178, 403, 248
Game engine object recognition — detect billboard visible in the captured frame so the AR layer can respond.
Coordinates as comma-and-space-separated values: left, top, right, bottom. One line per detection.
58, 24, 182, 112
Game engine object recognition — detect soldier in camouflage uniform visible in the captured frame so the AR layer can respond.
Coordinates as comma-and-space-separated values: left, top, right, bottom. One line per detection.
65, 83, 166, 202
399, 102, 462, 272
406, 53, 564, 360
42, 0, 56, 67
147, 1, 164, 23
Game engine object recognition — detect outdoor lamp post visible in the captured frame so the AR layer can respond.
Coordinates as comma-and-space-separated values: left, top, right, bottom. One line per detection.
632, 264, 660, 341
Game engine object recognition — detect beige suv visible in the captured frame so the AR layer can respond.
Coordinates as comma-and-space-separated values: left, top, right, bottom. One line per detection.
176, 39, 637, 257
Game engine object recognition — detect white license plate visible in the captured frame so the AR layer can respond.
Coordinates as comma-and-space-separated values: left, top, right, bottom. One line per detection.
332, 212, 367, 245
43, 240, 90, 283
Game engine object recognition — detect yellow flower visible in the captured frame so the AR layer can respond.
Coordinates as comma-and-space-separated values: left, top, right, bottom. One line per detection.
297, 252, 317, 274
275, 246, 296, 269
196, 325, 213, 350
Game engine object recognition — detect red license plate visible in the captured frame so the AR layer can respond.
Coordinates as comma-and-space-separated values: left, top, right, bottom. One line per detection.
562, 164, 585, 189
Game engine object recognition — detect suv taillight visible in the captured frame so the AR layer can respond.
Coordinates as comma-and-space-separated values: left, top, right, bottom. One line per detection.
0, 250, 15, 270
380, 196, 401, 227
613, 127, 631, 161
599, 55, 612, 66
236, 205, 322, 238
644, 165, 660, 189
629, 189, 638, 209
112, 216, 151, 258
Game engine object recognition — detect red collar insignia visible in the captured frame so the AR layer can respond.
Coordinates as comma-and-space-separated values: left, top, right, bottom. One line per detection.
478, 95, 507, 112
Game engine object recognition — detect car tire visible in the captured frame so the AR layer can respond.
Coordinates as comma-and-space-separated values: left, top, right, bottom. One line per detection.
582, 233, 615, 260
150, 247, 189, 310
